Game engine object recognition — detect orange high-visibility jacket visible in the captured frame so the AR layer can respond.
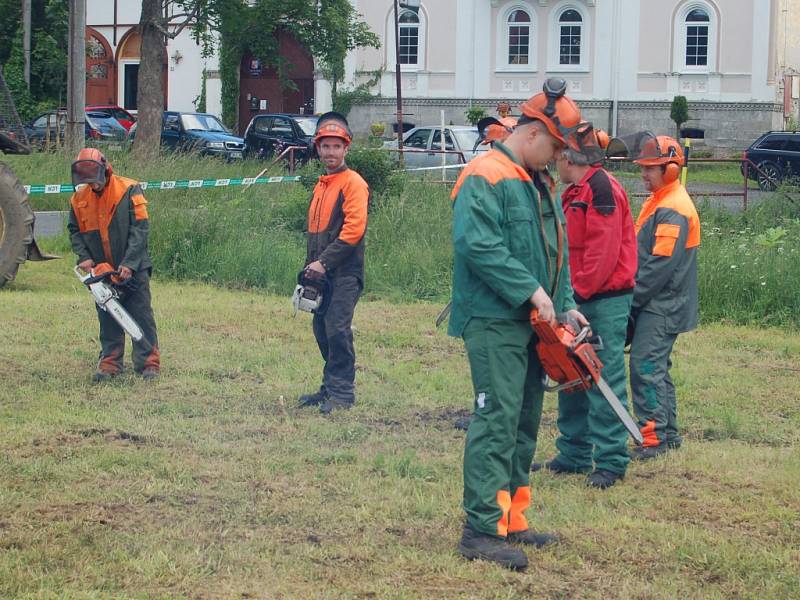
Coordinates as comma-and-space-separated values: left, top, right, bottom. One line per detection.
67, 174, 152, 273
306, 167, 370, 281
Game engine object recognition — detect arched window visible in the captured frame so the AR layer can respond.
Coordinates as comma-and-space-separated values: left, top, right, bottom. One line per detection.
507, 9, 531, 65
684, 8, 710, 67
399, 10, 420, 66
558, 9, 582, 65
674, 2, 717, 72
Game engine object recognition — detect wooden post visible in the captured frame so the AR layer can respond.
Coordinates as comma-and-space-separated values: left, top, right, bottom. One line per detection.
22, 0, 31, 90
66, 0, 87, 154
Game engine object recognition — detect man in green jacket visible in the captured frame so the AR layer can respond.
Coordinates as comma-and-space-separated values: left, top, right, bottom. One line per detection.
449, 79, 587, 571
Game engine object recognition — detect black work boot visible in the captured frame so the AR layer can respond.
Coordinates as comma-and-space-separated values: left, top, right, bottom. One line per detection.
91, 370, 117, 383
140, 367, 159, 381
319, 396, 353, 415
630, 444, 668, 461
531, 458, 589, 474
458, 526, 528, 571
507, 529, 558, 548
586, 469, 624, 489
667, 436, 683, 450
298, 388, 327, 408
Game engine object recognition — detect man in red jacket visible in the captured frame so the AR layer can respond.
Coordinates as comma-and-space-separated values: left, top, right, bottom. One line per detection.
535, 123, 637, 488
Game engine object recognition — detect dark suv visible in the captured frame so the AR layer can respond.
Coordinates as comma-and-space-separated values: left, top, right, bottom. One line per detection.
743, 131, 800, 191
243, 114, 318, 163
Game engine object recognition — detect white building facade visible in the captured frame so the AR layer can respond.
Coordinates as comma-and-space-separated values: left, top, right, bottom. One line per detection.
342, 0, 800, 148
83, 0, 800, 148
84, 1, 222, 120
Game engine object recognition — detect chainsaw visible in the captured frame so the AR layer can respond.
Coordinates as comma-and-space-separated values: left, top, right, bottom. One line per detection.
291, 268, 330, 315
75, 265, 143, 342
530, 309, 643, 445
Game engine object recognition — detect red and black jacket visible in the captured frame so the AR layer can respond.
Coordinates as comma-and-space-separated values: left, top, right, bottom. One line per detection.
306, 166, 370, 282
561, 166, 637, 303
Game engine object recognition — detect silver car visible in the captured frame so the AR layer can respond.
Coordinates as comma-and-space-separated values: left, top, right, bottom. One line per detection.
384, 125, 486, 169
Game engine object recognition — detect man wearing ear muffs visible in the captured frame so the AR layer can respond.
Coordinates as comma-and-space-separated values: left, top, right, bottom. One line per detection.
297, 112, 370, 415
628, 135, 700, 459
68, 148, 160, 382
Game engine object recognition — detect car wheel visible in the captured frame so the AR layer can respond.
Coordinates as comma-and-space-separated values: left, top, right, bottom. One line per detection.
756, 161, 781, 192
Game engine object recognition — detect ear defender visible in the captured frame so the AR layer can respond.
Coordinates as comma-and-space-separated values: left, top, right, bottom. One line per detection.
663, 162, 681, 184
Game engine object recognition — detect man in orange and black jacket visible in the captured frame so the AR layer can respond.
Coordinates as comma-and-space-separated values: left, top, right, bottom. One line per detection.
298, 112, 370, 415
68, 148, 160, 382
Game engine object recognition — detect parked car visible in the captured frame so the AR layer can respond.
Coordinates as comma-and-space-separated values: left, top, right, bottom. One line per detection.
383, 126, 485, 169
86, 104, 136, 131
129, 112, 245, 160
242, 113, 318, 163
24, 109, 128, 150
742, 131, 800, 191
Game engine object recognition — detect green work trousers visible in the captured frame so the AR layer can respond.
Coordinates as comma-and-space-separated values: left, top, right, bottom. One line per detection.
462, 317, 544, 538
629, 311, 680, 447
555, 294, 633, 475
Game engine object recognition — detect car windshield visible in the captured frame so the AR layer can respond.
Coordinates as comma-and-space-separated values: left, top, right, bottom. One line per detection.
452, 129, 480, 150
86, 113, 118, 128
296, 118, 318, 136
180, 114, 226, 132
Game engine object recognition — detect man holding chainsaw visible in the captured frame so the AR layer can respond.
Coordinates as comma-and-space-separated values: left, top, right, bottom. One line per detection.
68, 148, 160, 382
628, 135, 700, 459
449, 79, 587, 570
297, 112, 370, 415
535, 123, 637, 488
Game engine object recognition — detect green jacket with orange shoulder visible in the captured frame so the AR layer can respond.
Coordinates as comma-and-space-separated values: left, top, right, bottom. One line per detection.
306, 165, 370, 282
67, 174, 152, 273
448, 142, 576, 337
633, 179, 701, 333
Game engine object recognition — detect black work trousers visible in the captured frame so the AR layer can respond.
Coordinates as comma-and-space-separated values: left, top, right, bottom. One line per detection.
96, 271, 160, 374
311, 274, 362, 404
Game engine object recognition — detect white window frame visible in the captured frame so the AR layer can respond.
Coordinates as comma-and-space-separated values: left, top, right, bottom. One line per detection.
547, 2, 590, 73
496, 3, 537, 73
673, 1, 717, 74
386, 6, 426, 72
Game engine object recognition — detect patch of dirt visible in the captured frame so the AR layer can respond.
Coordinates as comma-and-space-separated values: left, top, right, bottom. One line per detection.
28, 427, 156, 452
414, 407, 472, 430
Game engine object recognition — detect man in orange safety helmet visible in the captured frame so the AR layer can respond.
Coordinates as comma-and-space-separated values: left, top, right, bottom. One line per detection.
450, 79, 588, 570
68, 148, 160, 382
627, 134, 700, 459
298, 112, 371, 415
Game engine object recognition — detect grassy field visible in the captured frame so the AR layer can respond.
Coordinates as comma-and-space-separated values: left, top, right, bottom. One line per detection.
1, 260, 799, 599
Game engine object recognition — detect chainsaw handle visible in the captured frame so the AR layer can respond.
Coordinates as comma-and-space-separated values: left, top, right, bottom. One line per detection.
82, 270, 121, 286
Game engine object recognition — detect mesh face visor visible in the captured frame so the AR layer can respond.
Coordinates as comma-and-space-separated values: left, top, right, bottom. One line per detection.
564, 122, 607, 165
606, 131, 683, 167
71, 159, 107, 188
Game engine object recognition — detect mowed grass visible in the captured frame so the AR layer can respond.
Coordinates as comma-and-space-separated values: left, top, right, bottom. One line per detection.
1, 260, 799, 599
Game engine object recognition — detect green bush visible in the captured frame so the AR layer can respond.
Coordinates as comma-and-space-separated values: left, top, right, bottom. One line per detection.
298, 146, 403, 197
464, 106, 487, 126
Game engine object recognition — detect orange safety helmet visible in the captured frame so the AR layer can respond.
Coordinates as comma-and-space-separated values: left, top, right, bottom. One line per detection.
476, 116, 517, 146
518, 78, 582, 145
71, 147, 113, 189
632, 135, 684, 183
314, 111, 353, 146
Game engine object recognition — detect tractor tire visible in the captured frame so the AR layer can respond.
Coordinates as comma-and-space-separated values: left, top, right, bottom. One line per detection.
0, 162, 34, 288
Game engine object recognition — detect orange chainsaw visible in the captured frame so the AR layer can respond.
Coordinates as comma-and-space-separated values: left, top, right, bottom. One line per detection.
530, 309, 643, 445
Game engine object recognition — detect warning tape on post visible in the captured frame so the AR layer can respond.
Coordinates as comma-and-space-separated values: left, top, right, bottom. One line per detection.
22, 175, 301, 195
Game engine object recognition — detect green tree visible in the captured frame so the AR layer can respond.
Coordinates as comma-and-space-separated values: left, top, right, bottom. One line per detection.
670, 95, 689, 140
1, 0, 68, 122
